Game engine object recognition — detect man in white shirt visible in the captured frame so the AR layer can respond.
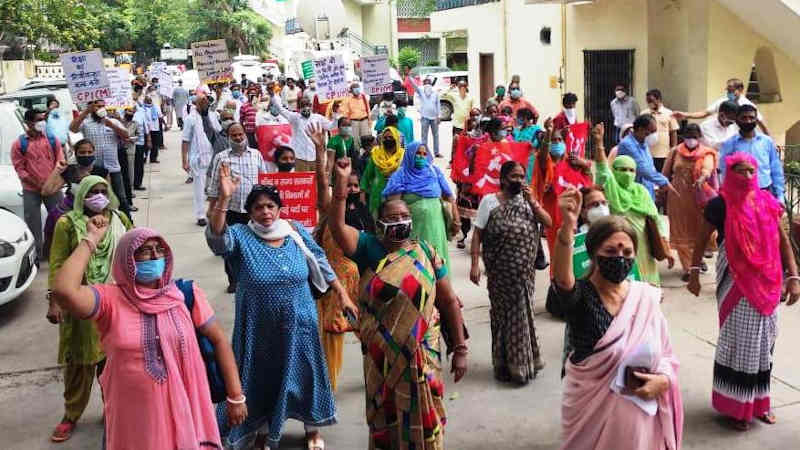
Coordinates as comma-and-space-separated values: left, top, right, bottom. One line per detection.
280, 77, 302, 112
271, 93, 334, 172
410, 76, 442, 157
700, 100, 739, 150
181, 95, 218, 226
673, 77, 769, 135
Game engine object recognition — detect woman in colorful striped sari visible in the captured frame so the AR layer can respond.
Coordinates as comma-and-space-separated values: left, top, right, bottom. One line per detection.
688, 152, 800, 430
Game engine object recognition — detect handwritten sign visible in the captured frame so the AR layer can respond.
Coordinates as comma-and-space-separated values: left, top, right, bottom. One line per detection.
361, 55, 392, 95
191, 39, 233, 84
150, 62, 174, 98
257, 172, 318, 227
60, 49, 110, 105
105, 68, 133, 109
313, 55, 349, 101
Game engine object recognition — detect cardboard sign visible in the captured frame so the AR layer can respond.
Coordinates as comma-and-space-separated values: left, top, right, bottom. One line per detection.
61, 49, 110, 105
191, 39, 233, 84
149, 62, 174, 98
565, 122, 590, 159
105, 68, 133, 109
160, 48, 189, 61
361, 55, 392, 95
257, 172, 318, 227
573, 232, 641, 280
313, 55, 349, 101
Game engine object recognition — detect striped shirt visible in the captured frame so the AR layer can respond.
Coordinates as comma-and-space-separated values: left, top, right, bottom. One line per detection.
206, 147, 266, 213
80, 118, 123, 172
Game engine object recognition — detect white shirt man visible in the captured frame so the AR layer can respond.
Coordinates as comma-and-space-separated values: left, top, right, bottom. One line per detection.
271, 94, 334, 171
182, 100, 218, 225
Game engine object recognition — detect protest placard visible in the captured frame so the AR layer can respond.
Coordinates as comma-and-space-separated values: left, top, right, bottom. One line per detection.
149, 62, 174, 98
257, 172, 318, 227
565, 122, 589, 159
191, 39, 233, 84
361, 55, 392, 95
105, 68, 133, 109
60, 49, 110, 105
312, 55, 349, 101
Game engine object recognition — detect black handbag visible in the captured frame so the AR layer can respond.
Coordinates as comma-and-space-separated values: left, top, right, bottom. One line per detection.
176, 279, 227, 403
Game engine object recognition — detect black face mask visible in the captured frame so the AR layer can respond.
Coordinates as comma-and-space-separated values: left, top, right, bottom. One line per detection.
738, 121, 757, 133
378, 219, 413, 242
346, 192, 362, 205
505, 180, 523, 196
76, 155, 96, 168
277, 162, 295, 172
383, 139, 396, 150
300, 110, 311, 118
596, 255, 634, 283
124, 114, 134, 121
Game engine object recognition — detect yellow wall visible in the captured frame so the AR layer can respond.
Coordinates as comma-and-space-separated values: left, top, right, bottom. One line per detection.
707, 0, 800, 144
362, 3, 395, 57
342, 0, 365, 37
647, 0, 690, 110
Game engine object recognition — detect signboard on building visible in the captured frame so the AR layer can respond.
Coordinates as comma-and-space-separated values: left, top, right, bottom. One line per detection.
191, 39, 233, 84
257, 172, 318, 228
160, 48, 189, 61
360, 55, 392, 95
105, 68, 133, 109
60, 49, 110, 105
312, 55, 349, 101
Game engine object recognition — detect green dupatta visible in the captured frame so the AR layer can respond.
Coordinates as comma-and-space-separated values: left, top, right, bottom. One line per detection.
601, 156, 660, 219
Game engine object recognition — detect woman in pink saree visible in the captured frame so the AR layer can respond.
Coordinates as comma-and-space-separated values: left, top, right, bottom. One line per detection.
551, 187, 684, 450
52, 224, 248, 449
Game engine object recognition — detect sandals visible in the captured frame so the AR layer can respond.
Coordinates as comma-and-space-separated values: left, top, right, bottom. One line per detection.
733, 420, 750, 431
307, 432, 325, 450
51, 420, 76, 442
758, 411, 777, 425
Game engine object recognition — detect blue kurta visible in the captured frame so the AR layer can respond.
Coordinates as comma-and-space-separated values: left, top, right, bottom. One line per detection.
208, 223, 337, 449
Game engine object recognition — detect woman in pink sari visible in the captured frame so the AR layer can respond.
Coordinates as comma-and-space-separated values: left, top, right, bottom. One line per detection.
52, 224, 248, 449
688, 152, 800, 430
551, 188, 683, 450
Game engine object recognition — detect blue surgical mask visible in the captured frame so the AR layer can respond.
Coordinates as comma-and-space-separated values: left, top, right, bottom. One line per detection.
352, 87, 362, 96
510, 89, 521, 99
727, 92, 737, 102
414, 155, 429, 169
269, 104, 280, 115
135, 258, 166, 283
550, 141, 566, 157
232, 91, 241, 99
189, 95, 197, 103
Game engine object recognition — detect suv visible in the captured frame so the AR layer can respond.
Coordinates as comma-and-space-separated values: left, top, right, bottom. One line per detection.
423, 72, 469, 121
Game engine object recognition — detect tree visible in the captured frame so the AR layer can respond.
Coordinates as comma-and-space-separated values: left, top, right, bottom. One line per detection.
398, 46, 422, 71
0, 0, 102, 52
188, 0, 272, 56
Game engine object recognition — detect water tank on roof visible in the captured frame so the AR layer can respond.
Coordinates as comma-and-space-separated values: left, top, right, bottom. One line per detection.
297, 0, 347, 40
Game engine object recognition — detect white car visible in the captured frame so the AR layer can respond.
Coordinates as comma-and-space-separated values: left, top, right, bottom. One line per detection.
0, 208, 37, 305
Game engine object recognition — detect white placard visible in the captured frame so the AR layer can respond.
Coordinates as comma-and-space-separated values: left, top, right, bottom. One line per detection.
191, 39, 233, 84
150, 63, 174, 98
60, 49, 110, 105
105, 68, 133, 109
160, 48, 188, 61
313, 55, 349, 101
361, 55, 392, 96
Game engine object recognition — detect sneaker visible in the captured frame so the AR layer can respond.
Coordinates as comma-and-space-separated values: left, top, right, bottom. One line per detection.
51, 420, 76, 442
134, 186, 146, 191
196, 218, 207, 227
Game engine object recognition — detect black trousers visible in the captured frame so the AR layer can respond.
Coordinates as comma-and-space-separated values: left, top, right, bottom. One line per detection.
108, 171, 131, 220
224, 210, 250, 285
150, 131, 162, 161
177, 117, 184, 130
246, 132, 258, 149
134, 145, 147, 188
117, 146, 133, 203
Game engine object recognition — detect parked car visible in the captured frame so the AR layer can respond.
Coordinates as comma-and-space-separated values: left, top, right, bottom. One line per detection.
0, 86, 77, 117
0, 208, 37, 306
368, 67, 408, 108
0, 102, 47, 223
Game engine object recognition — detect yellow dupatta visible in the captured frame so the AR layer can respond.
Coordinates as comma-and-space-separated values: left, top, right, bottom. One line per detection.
371, 127, 405, 176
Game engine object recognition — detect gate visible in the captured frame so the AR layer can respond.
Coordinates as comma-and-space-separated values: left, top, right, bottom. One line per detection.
583, 49, 635, 153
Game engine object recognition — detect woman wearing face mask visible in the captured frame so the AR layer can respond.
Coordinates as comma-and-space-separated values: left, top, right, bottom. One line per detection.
46, 175, 133, 442
552, 189, 683, 450
688, 153, 799, 431
264, 145, 296, 173
326, 117, 359, 175
530, 119, 593, 273
329, 157, 468, 450
593, 124, 673, 286
52, 224, 247, 449
360, 127, 405, 217
470, 161, 552, 383
451, 115, 489, 249
383, 141, 458, 270
662, 123, 717, 282
553, 92, 579, 131
310, 126, 374, 391
207, 168, 356, 450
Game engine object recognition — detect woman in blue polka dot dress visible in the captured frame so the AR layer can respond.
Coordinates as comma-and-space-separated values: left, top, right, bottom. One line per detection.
206, 162, 358, 450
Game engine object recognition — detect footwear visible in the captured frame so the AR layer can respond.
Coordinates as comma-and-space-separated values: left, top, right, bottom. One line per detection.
733, 419, 750, 431
131, 193, 136, 199
435, 153, 443, 158
758, 411, 777, 424
534, 245, 549, 270
51, 420, 76, 442
306, 432, 325, 450
681, 272, 690, 283
185, 177, 193, 184
704, 250, 713, 259
129, 205, 139, 212
134, 186, 146, 191
534, 356, 546, 371
226, 283, 237, 294
196, 218, 207, 226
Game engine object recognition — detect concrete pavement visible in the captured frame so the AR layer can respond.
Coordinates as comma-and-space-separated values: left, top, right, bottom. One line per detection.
2, 119, 800, 449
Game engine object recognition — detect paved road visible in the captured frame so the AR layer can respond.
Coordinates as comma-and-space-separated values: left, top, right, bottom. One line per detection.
2, 118, 800, 449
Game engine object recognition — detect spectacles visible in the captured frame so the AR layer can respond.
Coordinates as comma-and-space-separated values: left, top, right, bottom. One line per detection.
135, 245, 167, 259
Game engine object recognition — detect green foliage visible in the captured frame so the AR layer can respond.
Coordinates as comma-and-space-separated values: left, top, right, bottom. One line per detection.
0, 0, 102, 51
398, 47, 422, 71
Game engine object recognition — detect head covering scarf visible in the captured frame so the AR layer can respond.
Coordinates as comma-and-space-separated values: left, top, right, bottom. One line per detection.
604, 156, 659, 218
382, 141, 453, 199
112, 227, 183, 313
676, 141, 717, 183
720, 152, 783, 316
371, 127, 405, 176
64, 176, 124, 284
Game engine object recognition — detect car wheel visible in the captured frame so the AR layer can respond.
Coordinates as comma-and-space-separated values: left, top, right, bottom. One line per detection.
439, 101, 453, 121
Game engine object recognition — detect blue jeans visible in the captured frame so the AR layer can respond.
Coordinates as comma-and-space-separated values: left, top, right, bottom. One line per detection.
420, 117, 440, 155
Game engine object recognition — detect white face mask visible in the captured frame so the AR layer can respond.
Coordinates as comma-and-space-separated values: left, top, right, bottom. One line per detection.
615, 90, 626, 99
564, 108, 577, 122
96, 108, 108, 119
684, 138, 699, 149
34, 121, 47, 133
586, 203, 610, 224
645, 131, 659, 148
424, 85, 433, 94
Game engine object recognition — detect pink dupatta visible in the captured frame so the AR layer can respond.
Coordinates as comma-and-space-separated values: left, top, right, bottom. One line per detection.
562, 281, 683, 450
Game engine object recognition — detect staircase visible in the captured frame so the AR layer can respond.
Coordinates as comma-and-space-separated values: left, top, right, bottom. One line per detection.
716, 0, 800, 66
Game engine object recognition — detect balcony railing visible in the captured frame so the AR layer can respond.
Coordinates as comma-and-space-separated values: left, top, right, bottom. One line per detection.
435, 0, 500, 11
285, 17, 303, 35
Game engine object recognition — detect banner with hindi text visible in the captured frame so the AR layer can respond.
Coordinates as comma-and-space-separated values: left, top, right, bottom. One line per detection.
257, 172, 318, 228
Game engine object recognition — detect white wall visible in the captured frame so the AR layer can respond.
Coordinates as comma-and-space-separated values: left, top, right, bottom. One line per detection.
342, 0, 365, 36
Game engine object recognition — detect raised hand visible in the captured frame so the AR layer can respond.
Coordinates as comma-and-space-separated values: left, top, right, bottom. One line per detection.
218, 162, 241, 199
592, 123, 605, 143
306, 122, 326, 150
334, 157, 352, 180
558, 187, 582, 227
87, 215, 110, 244
544, 117, 554, 134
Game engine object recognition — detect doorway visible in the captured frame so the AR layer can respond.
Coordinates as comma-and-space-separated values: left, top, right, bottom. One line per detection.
479, 53, 494, 109
583, 49, 635, 151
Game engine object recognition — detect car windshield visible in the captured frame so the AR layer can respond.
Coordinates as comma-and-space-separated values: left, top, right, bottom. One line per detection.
0, 105, 25, 165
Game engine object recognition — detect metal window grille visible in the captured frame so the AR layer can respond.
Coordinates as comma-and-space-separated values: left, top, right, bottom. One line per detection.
583, 49, 635, 153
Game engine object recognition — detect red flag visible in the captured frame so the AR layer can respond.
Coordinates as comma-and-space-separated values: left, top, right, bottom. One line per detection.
470, 140, 532, 195
256, 123, 293, 162
451, 134, 488, 184
564, 122, 590, 159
